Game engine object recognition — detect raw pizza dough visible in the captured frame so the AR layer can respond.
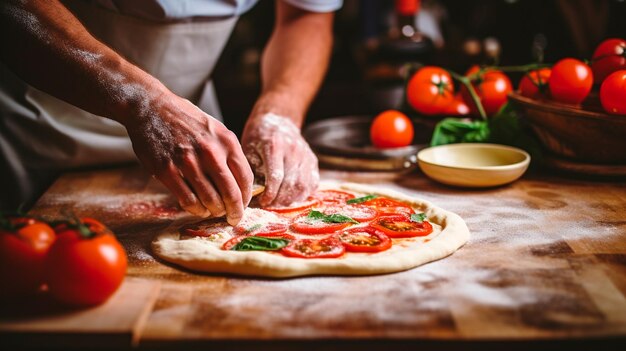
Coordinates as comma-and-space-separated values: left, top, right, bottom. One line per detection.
152, 182, 470, 277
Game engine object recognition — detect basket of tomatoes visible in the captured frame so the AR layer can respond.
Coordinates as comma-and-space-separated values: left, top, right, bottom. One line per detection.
402, 38, 626, 165
306, 38, 625, 171
507, 39, 626, 164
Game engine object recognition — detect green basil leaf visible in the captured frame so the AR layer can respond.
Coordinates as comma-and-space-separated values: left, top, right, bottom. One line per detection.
429, 103, 542, 166
346, 194, 377, 204
430, 118, 490, 147
306, 210, 358, 224
307, 210, 326, 220
231, 236, 290, 251
410, 213, 427, 222
325, 213, 359, 224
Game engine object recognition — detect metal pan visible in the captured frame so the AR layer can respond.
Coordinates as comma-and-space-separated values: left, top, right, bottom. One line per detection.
303, 115, 425, 172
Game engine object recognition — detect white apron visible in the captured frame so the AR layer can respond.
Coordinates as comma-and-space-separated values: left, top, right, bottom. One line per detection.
0, 0, 238, 209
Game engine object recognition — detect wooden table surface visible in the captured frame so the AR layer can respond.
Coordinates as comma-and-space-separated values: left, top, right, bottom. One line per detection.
2, 166, 626, 350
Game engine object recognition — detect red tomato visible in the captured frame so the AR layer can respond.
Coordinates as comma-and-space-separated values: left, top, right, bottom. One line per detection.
395, 0, 420, 16
338, 227, 392, 253
312, 190, 355, 205
549, 58, 593, 105
233, 222, 289, 236
591, 38, 626, 83
371, 215, 433, 238
407, 66, 455, 115
222, 232, 295, 251
519, 68, 552, 99
370, 110, 414, 148
290, 213, 353, 235
46, 218, 127, 306
0, 217, 55, 296
361, 197, 414, 216
442, 97, 470, 116
263, 198, 319, 214
320, 205, 378, 222
600, 70, 626, 115
179, 218, 231, 237
463, 66, 513, 116
281, 236, 345, 258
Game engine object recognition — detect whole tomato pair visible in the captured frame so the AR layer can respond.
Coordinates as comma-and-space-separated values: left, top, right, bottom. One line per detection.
518, 58, 595, 105
0, 216, 127, 306
521, 58, 594, 105
406, 65, 512, 118
519, 38, 625, 115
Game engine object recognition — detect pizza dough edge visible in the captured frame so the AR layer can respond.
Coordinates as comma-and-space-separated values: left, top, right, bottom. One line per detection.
151, 182, 470, 278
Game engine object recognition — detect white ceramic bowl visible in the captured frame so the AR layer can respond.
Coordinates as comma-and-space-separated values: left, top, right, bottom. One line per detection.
417, 143, 531, 188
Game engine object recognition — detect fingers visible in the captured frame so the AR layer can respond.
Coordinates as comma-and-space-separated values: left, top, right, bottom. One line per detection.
258, 143, 285, 207
273, 149, 319, 205
154, 163, 210, 217
260, 140, 319, 206
178, 153, 226, 217
227, 154, 254, 208
198, 139, 246, 226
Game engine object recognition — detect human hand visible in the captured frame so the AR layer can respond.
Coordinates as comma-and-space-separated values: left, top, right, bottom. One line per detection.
124, 92, 253, 225
241, 113, 319, 207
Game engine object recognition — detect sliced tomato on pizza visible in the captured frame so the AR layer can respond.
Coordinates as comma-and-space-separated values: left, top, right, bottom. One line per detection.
312, 190, 355, 205
179, 218, 231, 238
361, 197, 415, 216
233, 222, 289, 236
290, 209, 359, 234
371, 214, 433, 238
281, 236, 345, 258
338, 227, 391, 252
290, 215, 352, 234
320, 204, 378, 222
263, 198, 319, 214
222, 233, 296, 251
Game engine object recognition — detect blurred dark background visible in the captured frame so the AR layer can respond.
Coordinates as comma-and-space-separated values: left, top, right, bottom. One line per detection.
214, 0, 626, 137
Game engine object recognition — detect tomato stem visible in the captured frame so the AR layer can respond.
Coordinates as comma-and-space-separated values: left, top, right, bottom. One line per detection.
447, 70, 488, 120
60, 209, 97, 239
466, 63, 552, 81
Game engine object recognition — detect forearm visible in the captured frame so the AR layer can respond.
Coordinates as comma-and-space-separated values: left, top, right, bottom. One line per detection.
0, 0, 166, 125
251, 3, 334, 127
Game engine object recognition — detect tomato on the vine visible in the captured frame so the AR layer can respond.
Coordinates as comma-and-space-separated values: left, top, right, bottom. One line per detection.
406, 66, 455, 115
0, 217, 55, 296
591, 38, 626, 83
519, 68, 552, 99
600, 70, 626, 115
549, 58, 593, 105
462, 66, 513, 116
442, 97, 470, 116
46, 218, 127, 306
370, 110, 414, 148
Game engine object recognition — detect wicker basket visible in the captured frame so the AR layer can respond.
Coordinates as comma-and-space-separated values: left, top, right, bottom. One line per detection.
508, 92, 626, 164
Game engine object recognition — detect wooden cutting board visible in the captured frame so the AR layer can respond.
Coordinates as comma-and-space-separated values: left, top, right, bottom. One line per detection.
0, 277, 160, 349
5, 165, 626, 350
